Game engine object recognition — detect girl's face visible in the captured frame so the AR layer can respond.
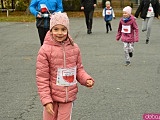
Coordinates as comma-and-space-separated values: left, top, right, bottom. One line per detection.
123, 11, 130, 18
51, 24, 68, 42
106, 4, 110, 8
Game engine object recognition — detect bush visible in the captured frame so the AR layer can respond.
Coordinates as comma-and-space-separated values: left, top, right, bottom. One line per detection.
63, 0, 81, 11
15, 0, 28, 11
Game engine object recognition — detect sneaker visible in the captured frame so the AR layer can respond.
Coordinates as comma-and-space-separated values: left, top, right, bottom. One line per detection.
125, 61, 131, 66
129, 52, 133, 57
146, 39, 149, 44
87, 29, 90, 34
87, 29, 92, 34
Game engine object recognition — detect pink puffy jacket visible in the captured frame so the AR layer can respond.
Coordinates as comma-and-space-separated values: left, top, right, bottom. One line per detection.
36, 31, 94, 106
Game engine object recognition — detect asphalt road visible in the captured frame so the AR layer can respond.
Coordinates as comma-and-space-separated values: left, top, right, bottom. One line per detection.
0, 17, 160, 120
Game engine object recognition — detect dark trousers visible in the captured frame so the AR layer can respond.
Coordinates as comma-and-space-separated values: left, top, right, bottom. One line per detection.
84, 10, 94, 30
106, 21, 112, 32
37, 27, 49, 46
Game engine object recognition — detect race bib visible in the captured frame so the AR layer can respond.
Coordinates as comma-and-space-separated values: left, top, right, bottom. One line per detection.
40, 4, 48, 13
148, 6, 153, 13
121, 25, 131, 33
146, 5, 154, 17
105, 10, 111, 15
56, 67, 77, 86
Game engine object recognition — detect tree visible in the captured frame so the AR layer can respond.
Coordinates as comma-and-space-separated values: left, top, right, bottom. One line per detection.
1, 0, 4, 9
25, 0, 31, 14
11, 0, 15, 9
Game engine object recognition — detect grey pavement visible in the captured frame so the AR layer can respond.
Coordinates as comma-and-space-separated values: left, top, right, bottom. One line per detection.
0, 17, 160, 120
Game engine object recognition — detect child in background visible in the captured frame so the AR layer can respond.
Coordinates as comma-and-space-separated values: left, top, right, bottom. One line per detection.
116, 6, 139, 66
36, 13, 94, 120
102, 1, 115, 33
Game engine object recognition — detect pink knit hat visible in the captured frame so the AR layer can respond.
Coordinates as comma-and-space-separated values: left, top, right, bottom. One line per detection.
50, 12, 69, 31
123, 6, 132, 15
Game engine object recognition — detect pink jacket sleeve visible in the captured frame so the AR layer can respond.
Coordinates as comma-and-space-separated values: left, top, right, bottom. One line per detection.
116, 21, 122, 41
36, 47, 53, 106
133, 20, 139, 42
76, 46, 94, 86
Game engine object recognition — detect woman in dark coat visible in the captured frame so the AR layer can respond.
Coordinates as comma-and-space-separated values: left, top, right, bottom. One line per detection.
80, 0, 97, 34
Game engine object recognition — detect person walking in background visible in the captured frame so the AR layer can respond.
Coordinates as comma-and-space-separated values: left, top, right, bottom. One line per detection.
135, 0, 159, 44
29, 0, 63, 46
36, 13, 94, 120
116, 6, 139, 66
80, 0, 97, 34
102, 1, 115, 33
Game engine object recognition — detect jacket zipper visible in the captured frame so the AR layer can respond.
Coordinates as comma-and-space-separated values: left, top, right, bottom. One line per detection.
62, 42, 68, 103
62, 42, 66, 68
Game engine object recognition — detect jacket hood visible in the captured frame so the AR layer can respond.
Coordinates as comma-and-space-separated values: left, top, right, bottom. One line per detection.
121, 15, 136, 24
43, 31, 74, 46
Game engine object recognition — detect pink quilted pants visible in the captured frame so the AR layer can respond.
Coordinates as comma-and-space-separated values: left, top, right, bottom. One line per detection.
43, 102, 73, 120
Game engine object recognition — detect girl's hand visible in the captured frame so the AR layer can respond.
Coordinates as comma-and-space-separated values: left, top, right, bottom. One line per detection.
86, 79, 94, 88
45, 103, 54, 115
37, 12, 42, 18
94, 4, 97, 7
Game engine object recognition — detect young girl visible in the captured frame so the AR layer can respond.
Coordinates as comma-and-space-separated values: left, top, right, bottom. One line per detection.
116, 6, 139, 66
36, 13, 94, 120
102, 1, 115, 33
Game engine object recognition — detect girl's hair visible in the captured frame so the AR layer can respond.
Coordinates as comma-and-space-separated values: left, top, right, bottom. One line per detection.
67, 34, 74, 46
106, 1, 110, 5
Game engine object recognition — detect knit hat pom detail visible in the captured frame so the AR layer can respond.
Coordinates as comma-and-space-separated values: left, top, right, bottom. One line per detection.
50, 12, 69, 31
